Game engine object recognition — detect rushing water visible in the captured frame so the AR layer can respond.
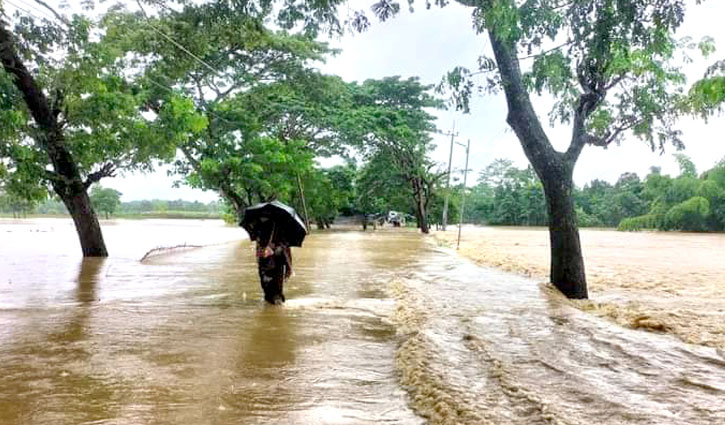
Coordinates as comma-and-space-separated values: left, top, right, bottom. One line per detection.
1, 219, 724, 424
394, 248, 725, 424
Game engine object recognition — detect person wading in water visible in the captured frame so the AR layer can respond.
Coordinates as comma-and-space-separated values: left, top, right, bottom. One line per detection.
241, 200, 306, 304
255, 220, 292, 304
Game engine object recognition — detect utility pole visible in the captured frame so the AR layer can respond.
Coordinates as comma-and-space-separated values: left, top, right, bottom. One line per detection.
457, 139, 470, 250
441, 122, 458, 231
296, 173, 310, 233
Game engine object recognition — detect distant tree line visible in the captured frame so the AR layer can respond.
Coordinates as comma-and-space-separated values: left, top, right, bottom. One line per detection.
0, 185, 223, 219
461, 154, 725, 232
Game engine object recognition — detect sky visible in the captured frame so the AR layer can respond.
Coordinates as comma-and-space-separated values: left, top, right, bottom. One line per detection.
6, 0, 725, 202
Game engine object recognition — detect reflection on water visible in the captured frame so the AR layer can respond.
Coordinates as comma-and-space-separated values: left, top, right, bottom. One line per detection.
1, 219, 724, 424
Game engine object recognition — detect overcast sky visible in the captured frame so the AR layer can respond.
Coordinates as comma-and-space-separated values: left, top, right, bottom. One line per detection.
7, 0, 725, 201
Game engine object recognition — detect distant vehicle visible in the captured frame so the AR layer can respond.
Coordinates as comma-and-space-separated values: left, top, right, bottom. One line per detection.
387, 211, 405, 227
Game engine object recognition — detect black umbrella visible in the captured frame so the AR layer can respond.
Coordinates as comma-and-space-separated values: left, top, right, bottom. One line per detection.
240, 200, 308, 247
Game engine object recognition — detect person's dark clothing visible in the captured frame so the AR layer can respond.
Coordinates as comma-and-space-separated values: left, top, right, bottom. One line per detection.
255, 222, 292, 304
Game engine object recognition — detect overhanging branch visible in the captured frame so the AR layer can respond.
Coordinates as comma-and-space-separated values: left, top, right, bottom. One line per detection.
83, 163, 116, 189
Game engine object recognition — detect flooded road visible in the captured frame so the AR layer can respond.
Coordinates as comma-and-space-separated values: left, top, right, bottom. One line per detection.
1, 219, 420, 424
2, 219, 724, 424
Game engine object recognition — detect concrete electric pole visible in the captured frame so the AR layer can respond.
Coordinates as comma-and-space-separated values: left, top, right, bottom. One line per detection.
457, 139, 471, 250
441, 122, 458, 231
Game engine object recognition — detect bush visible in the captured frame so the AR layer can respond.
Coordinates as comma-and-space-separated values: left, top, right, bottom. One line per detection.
663, 196, 711, 231
577, 207, 603, 227
222, 211, 238, 225
618, 214, 658, 231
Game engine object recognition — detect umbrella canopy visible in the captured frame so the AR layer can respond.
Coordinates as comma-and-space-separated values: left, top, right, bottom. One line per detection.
240, 200, 308, 247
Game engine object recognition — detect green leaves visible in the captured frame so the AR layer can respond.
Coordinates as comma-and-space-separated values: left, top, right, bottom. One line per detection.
445, 0, 707, 153
687, 60, 725, 117
159, 95, 209, 138
523, 50, 573, 96
664, 196, 711, 231
0, 5, 191, 199
439, 67, 474, 112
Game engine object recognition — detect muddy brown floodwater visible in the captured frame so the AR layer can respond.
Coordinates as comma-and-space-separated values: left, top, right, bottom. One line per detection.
1, 219, 724, 424
435, 226, 725, 350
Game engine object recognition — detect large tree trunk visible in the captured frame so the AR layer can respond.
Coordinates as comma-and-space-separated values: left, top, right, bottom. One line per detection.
541, 174, 587, 299
412, 178, 430, 234
1, 21, 108, 257
418, 203, 429, 233
56, 181, 108, 256
486, 25, 588, 298
218, 182, 247, 222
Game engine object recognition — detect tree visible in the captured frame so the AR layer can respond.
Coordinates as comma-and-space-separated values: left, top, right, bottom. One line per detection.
325, 162, 358, 217
619, 155, 725, 232
90, 186, 122, 219
0, 8, 176, 256
674, 153, 697, 178
344, 77, 444, 233
366, 0, 706, 298
467, 183, 495, 224
227, 73, 355, 224
664, 196, 711, 231
700, 158, 725, 230
103, 4, 340, 221
356, 152, 412, 229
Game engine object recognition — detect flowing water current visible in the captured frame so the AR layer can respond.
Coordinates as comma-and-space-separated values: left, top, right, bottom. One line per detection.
1, 219, 723, 424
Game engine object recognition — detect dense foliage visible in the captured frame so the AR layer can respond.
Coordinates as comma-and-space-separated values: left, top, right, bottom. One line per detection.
461, 154, 725, 232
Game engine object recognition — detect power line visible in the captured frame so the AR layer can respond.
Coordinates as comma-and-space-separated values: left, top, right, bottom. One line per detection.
17, 0, 58, 22
4, 0, 55, 23
130, 2, 250, 127
30, 0, 71, 27
7, 0, 242, 129
135, 0, 221, 78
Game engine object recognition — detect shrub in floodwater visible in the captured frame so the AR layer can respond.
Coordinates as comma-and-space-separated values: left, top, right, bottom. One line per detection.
663, 196, 711, 231
618, 214, 658, 231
